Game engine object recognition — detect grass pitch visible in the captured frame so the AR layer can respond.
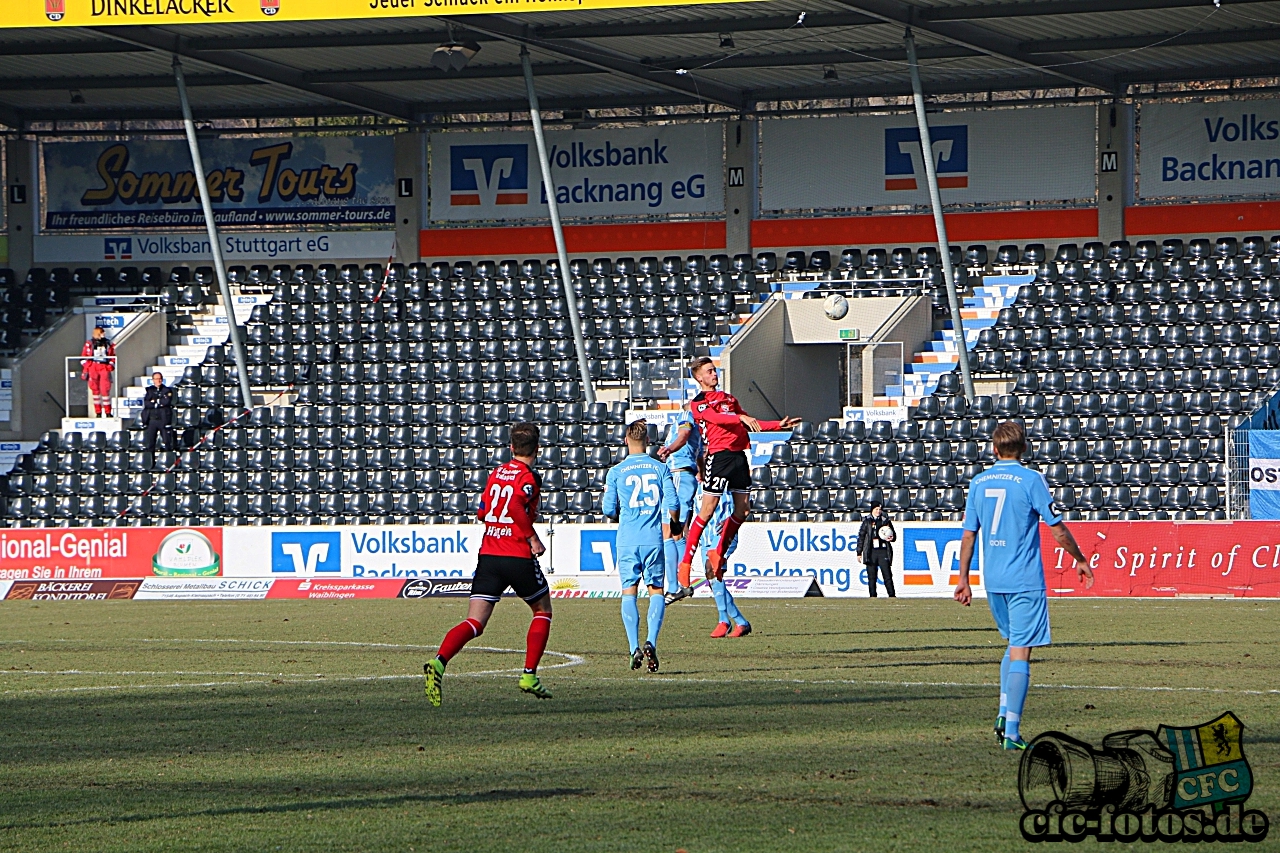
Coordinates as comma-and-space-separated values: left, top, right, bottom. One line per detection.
0, 596, 1277, 852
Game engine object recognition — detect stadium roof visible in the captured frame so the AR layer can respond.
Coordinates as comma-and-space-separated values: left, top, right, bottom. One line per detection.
2, 0, 1279, 130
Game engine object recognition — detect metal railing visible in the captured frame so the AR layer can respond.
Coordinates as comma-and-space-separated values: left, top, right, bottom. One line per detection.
627, 345, 689, 410
64, 355, 118, 419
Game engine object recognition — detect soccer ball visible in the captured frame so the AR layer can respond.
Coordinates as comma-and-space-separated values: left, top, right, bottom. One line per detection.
823, 292, 849, 321
877, 526, 896, 543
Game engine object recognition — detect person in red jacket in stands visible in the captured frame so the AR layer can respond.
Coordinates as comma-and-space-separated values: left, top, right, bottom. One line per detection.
80, 326, 115, 417
675, 356, 799, 590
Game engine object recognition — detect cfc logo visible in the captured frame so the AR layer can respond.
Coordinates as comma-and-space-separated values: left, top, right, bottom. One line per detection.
884, 125, 968, 191
449, 144, 529, 207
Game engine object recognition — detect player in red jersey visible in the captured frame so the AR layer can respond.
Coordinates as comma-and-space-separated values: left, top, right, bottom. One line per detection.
424, 422, 554, 706
676, 356, 799, 589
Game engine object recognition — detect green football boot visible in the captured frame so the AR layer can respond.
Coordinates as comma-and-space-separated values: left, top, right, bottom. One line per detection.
518, 672, 552, 699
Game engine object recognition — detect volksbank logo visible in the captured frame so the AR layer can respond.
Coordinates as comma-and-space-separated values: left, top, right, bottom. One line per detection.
104, 237, 132, 260
884, 125, 968, 191
903, 527, 977, 586
449, 144, 529, 207
272, 532, 341, 574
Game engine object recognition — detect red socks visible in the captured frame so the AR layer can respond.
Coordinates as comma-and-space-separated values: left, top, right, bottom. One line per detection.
718, 515, 743, 557
436, 617, 483, 664
524, 612, 552, 673
681, 515, 708, 566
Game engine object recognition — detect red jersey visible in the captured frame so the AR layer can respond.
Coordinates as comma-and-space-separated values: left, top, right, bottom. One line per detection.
477, 459, 541, 558
690, 389, 782, 454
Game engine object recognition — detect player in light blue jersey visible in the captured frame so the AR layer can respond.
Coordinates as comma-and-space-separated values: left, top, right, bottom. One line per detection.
954, 420, 1092, 751
658, 406, 702, 603
696, 485, 751, 638
602, 420, 680, 672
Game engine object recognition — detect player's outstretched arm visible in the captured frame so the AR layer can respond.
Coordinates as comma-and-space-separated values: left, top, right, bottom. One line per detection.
954, 529, 977, 606
1049, 522, 1094, 589
658, 425, 692, 462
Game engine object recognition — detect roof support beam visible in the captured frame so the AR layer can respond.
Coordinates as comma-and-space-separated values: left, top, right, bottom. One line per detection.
0, 102, 24, 131
442, 14, 749, 110
827, 0, 1118, 91
88, 26, 418, 121
0, 74, 255, 92
645, 45, 975, 72
923, 0, 1276, 20
1025, 26, 1280, 54
184, 12, 879, 52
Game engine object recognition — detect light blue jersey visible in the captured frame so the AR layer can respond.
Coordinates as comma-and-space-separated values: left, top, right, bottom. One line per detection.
665, 410, 701, 472
963, 460, 1062, 594
697, 488, 738, 560
603, 453, 679, 550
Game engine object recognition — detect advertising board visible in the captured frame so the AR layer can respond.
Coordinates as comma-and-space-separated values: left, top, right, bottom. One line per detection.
34, 231, 394, 263
0, 527, 222, 580
1139, 100, 1280, 199
761, 107, 1096, 211
430, 125, 723, 222
41, 136, 394, 232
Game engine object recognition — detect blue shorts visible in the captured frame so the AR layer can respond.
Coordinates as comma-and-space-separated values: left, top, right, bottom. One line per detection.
987, 591, 1051, 648
619, 544, 665, 590
672, 468, 698, 521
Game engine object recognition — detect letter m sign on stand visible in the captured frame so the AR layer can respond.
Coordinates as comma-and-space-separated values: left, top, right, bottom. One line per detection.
1100, 151, 1118, 173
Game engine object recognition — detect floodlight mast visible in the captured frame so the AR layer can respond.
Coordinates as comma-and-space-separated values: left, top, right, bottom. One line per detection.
173, 55, 255, 416
905, 28, 975, 402
520, 46, 597, 407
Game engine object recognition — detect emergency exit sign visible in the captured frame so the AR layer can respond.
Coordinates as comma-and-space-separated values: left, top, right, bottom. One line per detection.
839, 328, 861, 340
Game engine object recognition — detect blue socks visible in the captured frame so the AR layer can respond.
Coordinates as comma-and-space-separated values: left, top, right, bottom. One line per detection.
646, 593, 665, 647
999, 648, 1011, 720
1005, 659, 1031, 742
624, 591, 667, 652
710, 579, 746, 625
663, 538, 680, 591
621, 594, 640, 652
710, 579, 730, 623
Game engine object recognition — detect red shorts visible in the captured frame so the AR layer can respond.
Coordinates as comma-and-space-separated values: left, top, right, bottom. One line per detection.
85, 367, 113, 397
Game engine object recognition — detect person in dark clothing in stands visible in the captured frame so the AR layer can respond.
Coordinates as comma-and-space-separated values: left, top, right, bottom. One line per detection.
857, 501, 897, 598
141, 371, 176, 454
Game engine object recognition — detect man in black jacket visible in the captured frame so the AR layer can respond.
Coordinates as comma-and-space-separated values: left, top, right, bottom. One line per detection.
857, 501, 897, 598
140, 372, 176, 454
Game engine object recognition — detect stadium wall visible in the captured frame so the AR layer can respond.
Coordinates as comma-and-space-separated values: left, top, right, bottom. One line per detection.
1, 521, 1277, 600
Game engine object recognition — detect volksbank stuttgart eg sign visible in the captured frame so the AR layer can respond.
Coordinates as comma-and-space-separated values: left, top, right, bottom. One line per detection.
34, 231, 394, 263
429, 125, 724, 221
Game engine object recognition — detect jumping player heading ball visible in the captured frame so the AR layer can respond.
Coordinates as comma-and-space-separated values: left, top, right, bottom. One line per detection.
676, 357, 799, 590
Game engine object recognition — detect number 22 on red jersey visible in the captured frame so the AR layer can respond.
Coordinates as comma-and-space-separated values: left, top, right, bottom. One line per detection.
478, 460, 540, 558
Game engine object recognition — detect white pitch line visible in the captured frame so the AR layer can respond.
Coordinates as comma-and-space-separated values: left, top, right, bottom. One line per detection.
575, 674, 1280, 697
0, 641, 586, 697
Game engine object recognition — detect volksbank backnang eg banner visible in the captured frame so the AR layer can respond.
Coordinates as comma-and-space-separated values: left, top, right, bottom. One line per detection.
41, 136, 394, 232
429, 125, 723, 222
760, 106, 1096, 211
1140, 100, 1280, 199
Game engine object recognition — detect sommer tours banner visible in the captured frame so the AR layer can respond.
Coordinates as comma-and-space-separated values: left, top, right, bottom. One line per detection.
12, 0, 759, 28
